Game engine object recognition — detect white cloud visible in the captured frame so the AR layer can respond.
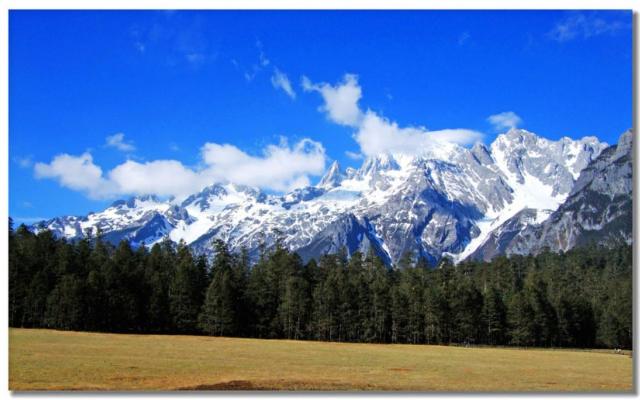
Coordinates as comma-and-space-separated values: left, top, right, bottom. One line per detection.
305, 74, 484, 157
487, 111, 523, 131
108, 160, 205, 198
271, 69, 296, 99
548, 13, 629, 42
34, 138, 326, 199
356, 112, 483, 157
105, 133, 136, 152
201, 138, 325, 192
34, 152, 113, 199
302, 74, 362, 127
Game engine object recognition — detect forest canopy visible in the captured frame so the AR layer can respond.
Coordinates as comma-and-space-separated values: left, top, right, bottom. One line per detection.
8, 220, 632, 349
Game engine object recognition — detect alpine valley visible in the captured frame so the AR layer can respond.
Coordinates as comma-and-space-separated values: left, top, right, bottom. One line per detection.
32, 128, 633, 266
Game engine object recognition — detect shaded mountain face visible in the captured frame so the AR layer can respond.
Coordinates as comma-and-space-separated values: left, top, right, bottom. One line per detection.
32, 129, 617, 266
471, 130, 632, 261
468, 208, 549, 262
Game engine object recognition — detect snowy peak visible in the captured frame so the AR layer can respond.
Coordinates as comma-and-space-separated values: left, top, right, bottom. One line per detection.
486, 129, 633, 258
109, 194, 164, 210
357, 153, 400, 179
182, 183, 228, 204
182, 183, 266, 213
101, 194, 170, 218
490, 128, 607, 196
29, 128, 622, 266
558, 135, 609, 179
317, 161, 345, 189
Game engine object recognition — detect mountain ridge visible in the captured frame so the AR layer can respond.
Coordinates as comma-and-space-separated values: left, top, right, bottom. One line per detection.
470, 129, 632, 260
31, 128, 623, 265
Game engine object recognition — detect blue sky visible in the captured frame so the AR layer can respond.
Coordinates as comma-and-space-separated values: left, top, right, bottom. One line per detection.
9, 10, 632, 223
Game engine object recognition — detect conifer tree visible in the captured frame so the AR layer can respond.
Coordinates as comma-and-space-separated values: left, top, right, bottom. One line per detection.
7, 220, 633, 349
169, 241, 200, 333
482, 286, 507, 345
199, 240, 238, 336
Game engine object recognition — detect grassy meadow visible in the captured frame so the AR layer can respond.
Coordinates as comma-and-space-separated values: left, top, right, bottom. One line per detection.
9, 328, 633, 391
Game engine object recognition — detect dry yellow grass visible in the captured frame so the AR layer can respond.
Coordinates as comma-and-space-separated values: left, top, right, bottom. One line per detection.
9, 328, 633, 392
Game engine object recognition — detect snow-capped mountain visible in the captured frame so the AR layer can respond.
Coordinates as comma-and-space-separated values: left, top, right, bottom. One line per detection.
32, 128, 614, 265
470, 129, 632, 260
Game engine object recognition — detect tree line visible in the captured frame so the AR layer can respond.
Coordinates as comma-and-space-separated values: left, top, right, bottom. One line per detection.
9, 220, 632, 349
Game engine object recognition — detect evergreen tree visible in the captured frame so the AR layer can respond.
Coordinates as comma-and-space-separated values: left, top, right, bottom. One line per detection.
482, 286, 507, 345
169, 241, 200, 333
7, 223, 632, 349
311, 254, 345, 341
450, 274, 483, 344
364, 249, 390, 342
143, 243, 172, 332
44, 274, 84, 330
199, 240, 239, 336
508, 291, 535, 346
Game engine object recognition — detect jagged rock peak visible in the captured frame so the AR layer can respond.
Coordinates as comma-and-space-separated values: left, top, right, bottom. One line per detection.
470, 142, 493, 165
615, 129, 633, 156
109, 194, 162, 209
318, 160, 345, 189
357, 153, 400, 178
29, 128, 627, 266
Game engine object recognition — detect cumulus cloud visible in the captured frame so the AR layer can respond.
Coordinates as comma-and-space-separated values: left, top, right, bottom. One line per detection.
548, 12, 630, 42
356, 112, 483, 157
305, 74, 484, 157
34, 153, 113, 198
34, 139, 326, 199
302, 74, 362, 127
105, 133, 136, 152
487, 111, 523, 131
271, 69, 296, 99
109, 160, 204, 198
201, 138, 325, 192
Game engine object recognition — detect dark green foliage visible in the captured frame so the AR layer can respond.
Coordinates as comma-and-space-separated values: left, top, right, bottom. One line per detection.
481, 286, 507, 345
169, 242, 202, 333
8, 220, 633, 349
199, 240, 240, 336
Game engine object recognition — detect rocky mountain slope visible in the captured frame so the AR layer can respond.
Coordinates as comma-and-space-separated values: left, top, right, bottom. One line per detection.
33, 128, 619, 265
471, 130, 632, 260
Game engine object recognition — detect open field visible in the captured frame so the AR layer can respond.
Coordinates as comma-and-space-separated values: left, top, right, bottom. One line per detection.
9, 328, 633, 391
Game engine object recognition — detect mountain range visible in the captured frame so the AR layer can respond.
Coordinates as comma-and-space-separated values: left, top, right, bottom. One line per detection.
32, 128, 633, 266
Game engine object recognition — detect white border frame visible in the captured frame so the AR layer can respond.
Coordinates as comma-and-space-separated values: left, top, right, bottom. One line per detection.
0, 2, 637, 400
